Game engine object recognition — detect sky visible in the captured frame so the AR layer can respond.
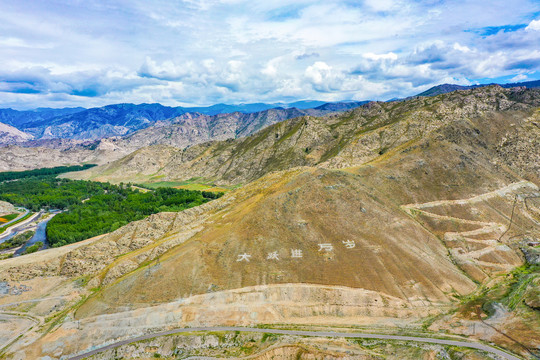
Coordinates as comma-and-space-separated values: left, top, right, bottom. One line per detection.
1, 0, 540, 110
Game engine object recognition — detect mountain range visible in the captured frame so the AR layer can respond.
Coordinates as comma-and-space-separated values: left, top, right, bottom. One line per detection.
416, 79, 540, 97
1, 79, 539, 148
1, 79, 539, 172
0, 101, 368, 171
0, 100, 367, 143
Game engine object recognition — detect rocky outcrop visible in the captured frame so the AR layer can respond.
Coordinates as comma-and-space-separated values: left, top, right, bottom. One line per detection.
0, 201, 16, 215
0, 122, 33, 144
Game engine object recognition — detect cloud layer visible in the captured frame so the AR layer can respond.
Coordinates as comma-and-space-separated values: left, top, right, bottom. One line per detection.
0, 0, 539, 109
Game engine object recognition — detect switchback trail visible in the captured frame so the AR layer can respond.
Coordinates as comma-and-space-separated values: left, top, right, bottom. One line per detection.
401, 181, 539, 277
67, 326, 522, 360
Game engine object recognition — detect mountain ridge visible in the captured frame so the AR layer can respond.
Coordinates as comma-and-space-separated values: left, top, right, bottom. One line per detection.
0, 121, 33, 144
67, 86, 540, 188
417, 79, 540, 97
0, 100, 368, 142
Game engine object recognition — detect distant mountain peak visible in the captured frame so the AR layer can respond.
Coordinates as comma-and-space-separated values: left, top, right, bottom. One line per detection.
416, 79, 540, 97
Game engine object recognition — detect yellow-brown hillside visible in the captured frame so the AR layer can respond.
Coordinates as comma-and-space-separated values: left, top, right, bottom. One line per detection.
76, 167, 477, 318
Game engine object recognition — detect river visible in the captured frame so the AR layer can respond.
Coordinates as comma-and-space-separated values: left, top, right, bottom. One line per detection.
13, 216, 54, 256
0, 229, 19, 244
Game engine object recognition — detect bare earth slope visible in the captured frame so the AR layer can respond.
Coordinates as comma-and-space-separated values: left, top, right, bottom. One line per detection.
0, 141, 124, 171
76, 168, 476, 316
1, 86, 539, 359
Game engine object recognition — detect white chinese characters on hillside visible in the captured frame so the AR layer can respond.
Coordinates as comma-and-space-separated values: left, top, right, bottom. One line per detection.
236, 253, 252, 262
236, 240, 356, 262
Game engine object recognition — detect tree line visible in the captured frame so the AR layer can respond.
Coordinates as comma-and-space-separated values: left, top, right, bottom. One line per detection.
0, 164, 96, 182
0, 175, 223, 247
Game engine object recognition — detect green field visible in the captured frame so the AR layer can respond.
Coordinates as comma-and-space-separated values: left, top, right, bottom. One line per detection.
0, 213, 20, 223
174, 183, 230, 193
140, 180, 194, 189
140, 179, 232, 193
0, 212, 33, 234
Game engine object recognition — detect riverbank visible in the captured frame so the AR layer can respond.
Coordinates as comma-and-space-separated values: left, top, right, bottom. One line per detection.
14, 215, 55, 256
0, 212, 57, 259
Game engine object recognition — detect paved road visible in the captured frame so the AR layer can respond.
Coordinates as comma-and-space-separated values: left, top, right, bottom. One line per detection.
0, 208, 29, 229
67, 326, 523, 360
0, 210, 41, 242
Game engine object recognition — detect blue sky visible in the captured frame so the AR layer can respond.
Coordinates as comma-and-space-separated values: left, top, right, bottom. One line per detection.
0, 0, 540, 109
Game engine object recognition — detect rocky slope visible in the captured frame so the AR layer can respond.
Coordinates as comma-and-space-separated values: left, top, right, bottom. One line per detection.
108, 107, 334, 153
68, 86, 540, 187
0, 122, 33, 144
0, 103, 367, 171
0, 200, 16, 215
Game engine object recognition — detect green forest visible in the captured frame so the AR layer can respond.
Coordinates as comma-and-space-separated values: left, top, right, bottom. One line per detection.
0, 164, 96, 182
0, 175, 222, 247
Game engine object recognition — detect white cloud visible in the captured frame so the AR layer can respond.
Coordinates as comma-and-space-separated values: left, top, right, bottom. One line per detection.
305, 62, 333, 85
0, 37, 30, 48
452, 43, 472, 53
526, 19, 540, 31
510, 74, 528, 82
261, 61, 278, 77
1, 0, 540, 109
364, 0, 396, 12
139, 57, 192, 81
363, 52, 398, 61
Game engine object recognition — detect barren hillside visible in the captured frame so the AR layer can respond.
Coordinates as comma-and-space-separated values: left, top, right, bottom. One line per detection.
1, 86, 539, 359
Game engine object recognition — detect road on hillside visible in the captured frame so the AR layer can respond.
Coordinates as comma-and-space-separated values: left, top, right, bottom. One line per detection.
67, 326, 523, 360
0, 208, 29, 229
0, 311, 42, 354
0, 210, 42, 242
